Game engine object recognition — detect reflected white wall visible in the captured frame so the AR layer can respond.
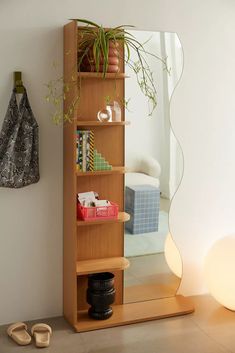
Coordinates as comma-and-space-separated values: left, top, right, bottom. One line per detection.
125, 31, 164, 174
125, 31, 183, 199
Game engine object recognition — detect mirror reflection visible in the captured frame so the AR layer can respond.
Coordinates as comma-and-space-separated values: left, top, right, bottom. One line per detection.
124, 30, 183, 303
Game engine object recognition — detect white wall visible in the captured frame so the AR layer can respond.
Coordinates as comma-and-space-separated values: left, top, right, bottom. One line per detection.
0, 0, 235, 324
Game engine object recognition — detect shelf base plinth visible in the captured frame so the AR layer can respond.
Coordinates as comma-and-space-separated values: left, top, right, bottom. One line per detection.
74, 295, 194, 332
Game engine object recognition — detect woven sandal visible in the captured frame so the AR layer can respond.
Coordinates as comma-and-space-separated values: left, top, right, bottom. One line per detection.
31, 323, 52, 348
7, 322, 31, 345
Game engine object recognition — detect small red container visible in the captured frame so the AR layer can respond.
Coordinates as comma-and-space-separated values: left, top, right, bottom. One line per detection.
77, 202, 119, 221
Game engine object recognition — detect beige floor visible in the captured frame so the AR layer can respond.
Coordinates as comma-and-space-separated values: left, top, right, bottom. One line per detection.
1, 295, 235, 352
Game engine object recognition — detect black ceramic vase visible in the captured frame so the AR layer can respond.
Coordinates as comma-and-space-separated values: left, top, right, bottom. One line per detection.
86, 272, 116, 320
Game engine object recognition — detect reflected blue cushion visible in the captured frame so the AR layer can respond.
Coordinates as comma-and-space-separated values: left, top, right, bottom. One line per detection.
125, 184, 160, 234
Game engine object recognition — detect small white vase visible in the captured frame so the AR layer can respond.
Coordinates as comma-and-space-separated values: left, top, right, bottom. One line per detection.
106, 101, 121, 122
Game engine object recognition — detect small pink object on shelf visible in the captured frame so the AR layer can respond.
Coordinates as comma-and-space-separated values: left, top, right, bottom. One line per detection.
77, 202, 119, 221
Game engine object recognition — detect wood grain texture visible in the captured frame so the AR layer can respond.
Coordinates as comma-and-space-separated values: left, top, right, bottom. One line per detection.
74, 295, 194, 332
63, 20, 78, 326
77, 224, 124, 260
77, 257, 130, 275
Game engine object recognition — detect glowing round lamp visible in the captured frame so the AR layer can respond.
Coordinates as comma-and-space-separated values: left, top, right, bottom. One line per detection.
164, 233, 182, 278
205, 235, 235, 310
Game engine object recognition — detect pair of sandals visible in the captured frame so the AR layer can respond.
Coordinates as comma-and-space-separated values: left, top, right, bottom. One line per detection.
7, 322, 52, 348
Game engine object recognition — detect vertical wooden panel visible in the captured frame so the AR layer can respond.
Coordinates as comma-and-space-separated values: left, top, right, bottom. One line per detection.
77, 78, 124, 122
63, 20, 78, 326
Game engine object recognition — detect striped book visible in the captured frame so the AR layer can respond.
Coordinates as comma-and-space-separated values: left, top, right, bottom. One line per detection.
76, 130, 94, 172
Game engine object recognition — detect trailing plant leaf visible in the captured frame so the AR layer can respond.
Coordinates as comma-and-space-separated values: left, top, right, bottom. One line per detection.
45, 59, 81, 124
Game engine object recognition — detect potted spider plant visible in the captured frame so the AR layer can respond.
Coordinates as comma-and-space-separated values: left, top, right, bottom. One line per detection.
74, 19, 132, 74
46, 19, 170, 123
73, 18, 169, 116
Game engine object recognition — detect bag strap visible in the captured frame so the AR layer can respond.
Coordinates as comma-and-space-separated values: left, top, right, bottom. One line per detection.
10, 87, 37, 127
13, 87, 32, 113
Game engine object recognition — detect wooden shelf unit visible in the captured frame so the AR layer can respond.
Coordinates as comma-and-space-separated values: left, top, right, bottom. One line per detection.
64, 20, 128, 330
63, 20, 194, 332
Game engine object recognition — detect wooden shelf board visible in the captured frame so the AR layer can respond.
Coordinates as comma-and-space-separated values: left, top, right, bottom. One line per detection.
78, 72, 129, 79
74, 295, 194, 332
77, 212, 130, 226
77, 166, 126, 176
76, 257, 130, 276
77, 120, 130, 126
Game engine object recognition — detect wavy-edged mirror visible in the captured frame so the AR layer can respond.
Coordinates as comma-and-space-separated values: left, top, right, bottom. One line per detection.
124, 30, 183, 304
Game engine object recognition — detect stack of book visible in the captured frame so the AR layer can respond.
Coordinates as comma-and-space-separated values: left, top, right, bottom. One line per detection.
77, 130, 94, 172
76, 130, 112, 172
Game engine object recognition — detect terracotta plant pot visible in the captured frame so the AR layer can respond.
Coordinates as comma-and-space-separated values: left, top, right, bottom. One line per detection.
81, 41, 120, 73
99, 56, 119, 65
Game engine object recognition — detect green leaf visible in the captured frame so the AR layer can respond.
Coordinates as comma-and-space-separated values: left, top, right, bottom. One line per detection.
113, 24, 135, 30
70, 18, 100, 27
124, 42, 130, 62
100, 27, 109, 76
94, 38, 101, 72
